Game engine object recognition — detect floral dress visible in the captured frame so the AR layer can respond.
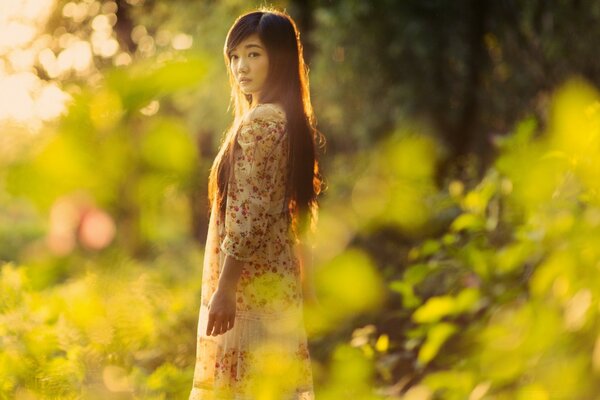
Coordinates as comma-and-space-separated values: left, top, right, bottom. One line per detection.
189, 103, 314, 400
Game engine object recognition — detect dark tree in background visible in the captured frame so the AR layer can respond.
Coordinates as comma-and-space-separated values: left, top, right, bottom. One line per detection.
309, 0, 600, 177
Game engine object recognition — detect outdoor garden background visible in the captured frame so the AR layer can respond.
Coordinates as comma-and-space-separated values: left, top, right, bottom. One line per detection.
3, 0, 600, 399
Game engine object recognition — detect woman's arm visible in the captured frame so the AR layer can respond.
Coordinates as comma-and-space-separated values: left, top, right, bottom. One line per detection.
206, 255, 244, 336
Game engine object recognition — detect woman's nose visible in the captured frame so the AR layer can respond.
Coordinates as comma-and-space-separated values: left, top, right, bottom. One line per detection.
238, 57, 249, 73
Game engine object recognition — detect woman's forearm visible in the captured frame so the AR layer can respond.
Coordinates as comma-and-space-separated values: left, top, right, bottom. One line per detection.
217, 255, 245, 292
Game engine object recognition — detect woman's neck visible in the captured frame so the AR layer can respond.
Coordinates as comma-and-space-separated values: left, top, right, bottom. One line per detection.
250, 93, 263, 108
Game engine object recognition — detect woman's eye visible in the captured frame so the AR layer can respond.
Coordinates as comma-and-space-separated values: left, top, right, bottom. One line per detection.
249, 52, 260, 58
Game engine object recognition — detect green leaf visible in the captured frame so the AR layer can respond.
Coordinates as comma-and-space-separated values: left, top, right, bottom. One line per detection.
417, 322, 458, 365
375, 334, 389, 353
451, 213, 485, 232
454, 287, 481, 313
403, 263, 429, 284
413, 295, 456, 323
389, 280, 421, 308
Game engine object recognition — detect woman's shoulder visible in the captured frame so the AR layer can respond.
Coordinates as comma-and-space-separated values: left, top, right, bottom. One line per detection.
244, 103, 286, 124
238, 103, 287, 145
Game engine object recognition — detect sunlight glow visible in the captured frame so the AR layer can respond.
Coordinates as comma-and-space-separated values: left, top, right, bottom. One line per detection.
61, 1, 91, 23
0, 0, 72, 139
0, 23, 36, 52
0, 73, 37, 121
35, 82, 70, 120
172, 33, 193, 50
0, 0, 54, 51
58, 40, 93, 73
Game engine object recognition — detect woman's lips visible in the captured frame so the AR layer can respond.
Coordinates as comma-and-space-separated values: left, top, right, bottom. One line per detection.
239, 79, 252, 85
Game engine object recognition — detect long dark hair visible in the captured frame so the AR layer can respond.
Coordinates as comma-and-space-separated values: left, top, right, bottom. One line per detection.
208, 8, 324, 233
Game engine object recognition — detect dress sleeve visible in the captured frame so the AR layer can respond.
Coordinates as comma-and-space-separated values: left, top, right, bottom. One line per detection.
220, 106, 287, 261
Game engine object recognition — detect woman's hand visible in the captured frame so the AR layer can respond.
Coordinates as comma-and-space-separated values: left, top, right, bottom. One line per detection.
206, 286, 237, 336
206, 255, 244, 336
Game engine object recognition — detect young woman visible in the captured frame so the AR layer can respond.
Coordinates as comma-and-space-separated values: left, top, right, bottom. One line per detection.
189, 9, 323, 400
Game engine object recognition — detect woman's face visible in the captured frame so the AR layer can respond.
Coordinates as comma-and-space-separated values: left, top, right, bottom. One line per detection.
229, 33, 269, 102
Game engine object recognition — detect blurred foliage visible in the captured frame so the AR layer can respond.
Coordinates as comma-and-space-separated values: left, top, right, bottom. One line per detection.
383, 78, 600, 399
310, 0, 600, 172
3, 0, 600, 399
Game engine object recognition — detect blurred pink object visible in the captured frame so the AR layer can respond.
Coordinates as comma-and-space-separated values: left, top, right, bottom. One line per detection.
47, 192, 115, 254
